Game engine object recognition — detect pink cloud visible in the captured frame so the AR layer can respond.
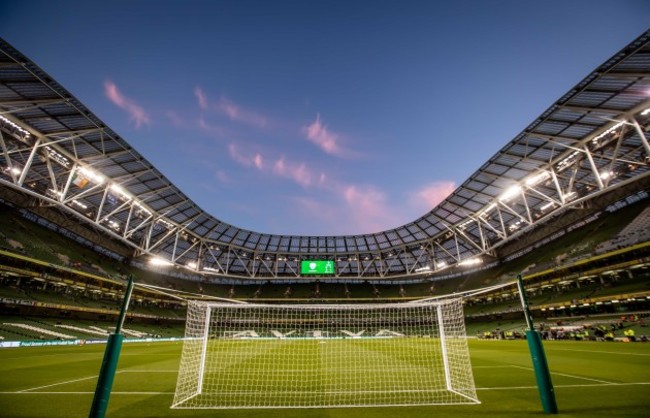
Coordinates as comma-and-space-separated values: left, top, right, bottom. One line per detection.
410, 181, 456, 213
342, 185, 396, 230
304, 113, 345, 157
194, 87, 209, 110
228, 143, 264, 170
253, 153, 263, 170
104, 80, 150, 128
215, 96, 268, 128
289, 184, 401, 234
197, 116, 227, 138
228, 143, 318, 189
273, 157, 313, 187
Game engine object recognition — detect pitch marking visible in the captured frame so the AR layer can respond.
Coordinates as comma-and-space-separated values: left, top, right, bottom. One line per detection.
475, 382, 650, 391
1, 382, 649, 395
547, 348, 650, 356
120, 370, 178, 373
18, 375, 98, 393
509, 365, 614, 384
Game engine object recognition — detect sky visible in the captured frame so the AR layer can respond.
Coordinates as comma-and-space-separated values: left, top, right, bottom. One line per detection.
1, 1, 649, 236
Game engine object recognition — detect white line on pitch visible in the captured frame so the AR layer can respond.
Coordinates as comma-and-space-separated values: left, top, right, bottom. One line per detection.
476, 382, 650, 390
509, 365, 614, 384
473, 365, 512, 368
17, 375, 99, 393
0, 391, 175, 395
0, 353, 101, 361
1, 382, 649, 395
546, 348, 650, 356
119, 370, 178, 373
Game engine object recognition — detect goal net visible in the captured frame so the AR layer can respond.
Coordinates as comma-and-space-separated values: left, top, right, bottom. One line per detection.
172, 299, 479, 409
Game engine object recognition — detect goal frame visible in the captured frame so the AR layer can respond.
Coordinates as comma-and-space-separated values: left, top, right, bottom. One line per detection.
172, 299, 479, 409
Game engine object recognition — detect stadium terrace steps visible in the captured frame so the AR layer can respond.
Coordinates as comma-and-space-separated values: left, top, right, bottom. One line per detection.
3, 322, 76, 339
54, 324, 108, 336
122, 328, 148, 338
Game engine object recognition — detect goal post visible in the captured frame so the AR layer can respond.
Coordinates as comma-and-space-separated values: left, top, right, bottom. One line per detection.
172, 299, 479, 409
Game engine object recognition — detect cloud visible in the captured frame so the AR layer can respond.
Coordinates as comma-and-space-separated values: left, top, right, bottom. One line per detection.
227, 141, 319, 188
273, 158, 314, 187
253, 153, 264, 170
215, 96, 268, 128
194, 87, 209, 110
342, 184, 398, 231
228, 143, 264, 171
292, 181, 456, 234
192, 86, 269, 128
409, 181, 456, 213
226, 138, 403, 232
288, 183, 401, 234
197, 115, 227, 138
104, 80, 150, 128
304, 113, 346, 157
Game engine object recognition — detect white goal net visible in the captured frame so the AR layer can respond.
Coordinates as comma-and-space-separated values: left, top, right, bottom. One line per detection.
172, 299, 479, 409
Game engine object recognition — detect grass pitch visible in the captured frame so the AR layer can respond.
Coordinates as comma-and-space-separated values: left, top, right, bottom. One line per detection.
0, 339, 648, 417
175, 338, 476, 408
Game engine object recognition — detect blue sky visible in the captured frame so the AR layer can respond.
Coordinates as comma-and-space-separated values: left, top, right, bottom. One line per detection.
2, 1, 649, 235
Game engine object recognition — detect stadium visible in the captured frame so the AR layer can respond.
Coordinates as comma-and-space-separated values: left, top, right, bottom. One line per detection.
1, 11, 649, 418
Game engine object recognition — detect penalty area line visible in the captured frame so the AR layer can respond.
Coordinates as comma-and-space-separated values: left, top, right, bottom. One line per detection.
2, 383, 649, 395
119, 370, 178, 373
509, 365, 615, 384
546, 348, 650, 356
13, 369, 174, 393
17, 375, 99, 393
476, 382, 650, 391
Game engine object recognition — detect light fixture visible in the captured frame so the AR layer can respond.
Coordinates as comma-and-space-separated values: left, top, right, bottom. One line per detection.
563, 191, 577, 201
599, 171, 613, 180
540, 202, 555, 211
525, 170, 550, 187
110, 184, 129, 198
459, 258, 482, 266
0, 115, 31, 138
78, 166, 105, 184
134, 201, 151, 215
72, 200, 88, 209
149, 257, 173, 266
591, 121, 624, 145
499, 185, 522, 202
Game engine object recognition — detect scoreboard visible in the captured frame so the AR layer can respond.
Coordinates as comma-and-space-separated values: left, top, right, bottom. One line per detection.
300, 260, 335, 275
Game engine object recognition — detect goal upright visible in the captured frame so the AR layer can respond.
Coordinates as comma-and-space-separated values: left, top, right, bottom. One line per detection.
172, 299, 479, 409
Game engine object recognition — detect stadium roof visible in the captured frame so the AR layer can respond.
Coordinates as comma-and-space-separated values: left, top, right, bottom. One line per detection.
1, 30, 650, 279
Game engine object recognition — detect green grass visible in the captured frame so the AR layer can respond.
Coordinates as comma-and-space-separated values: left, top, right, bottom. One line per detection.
0, 339, 648, 417
175, 338, 473, 408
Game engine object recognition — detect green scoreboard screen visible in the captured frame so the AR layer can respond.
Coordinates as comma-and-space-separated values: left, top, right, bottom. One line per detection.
300, 260, 335, 275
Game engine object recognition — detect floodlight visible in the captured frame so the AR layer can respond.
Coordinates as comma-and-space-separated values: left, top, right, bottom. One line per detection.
499, 185, 521, 202
150, 257, 173, 266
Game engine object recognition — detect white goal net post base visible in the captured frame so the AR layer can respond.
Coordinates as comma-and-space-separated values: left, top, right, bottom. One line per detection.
172, 299, 479, 409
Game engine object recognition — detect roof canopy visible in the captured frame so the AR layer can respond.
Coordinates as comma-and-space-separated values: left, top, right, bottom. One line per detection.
1, 31, 649, 279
